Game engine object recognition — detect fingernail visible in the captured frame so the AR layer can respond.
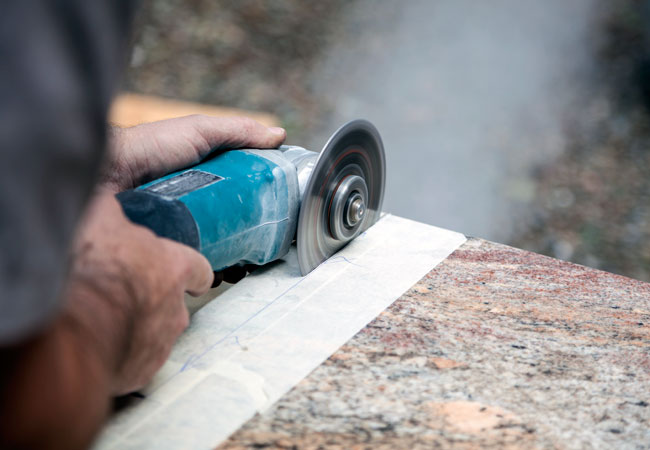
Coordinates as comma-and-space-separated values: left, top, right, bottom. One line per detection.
269, 127, 285, 135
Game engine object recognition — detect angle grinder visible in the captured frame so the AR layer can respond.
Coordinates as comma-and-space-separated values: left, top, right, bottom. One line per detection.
116, 119, 386, 276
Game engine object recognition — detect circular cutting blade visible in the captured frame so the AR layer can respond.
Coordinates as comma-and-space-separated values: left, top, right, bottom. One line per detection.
297, 119, 386, 275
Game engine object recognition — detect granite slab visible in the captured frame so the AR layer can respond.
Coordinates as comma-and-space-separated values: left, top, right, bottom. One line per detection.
218, 238, 650, 449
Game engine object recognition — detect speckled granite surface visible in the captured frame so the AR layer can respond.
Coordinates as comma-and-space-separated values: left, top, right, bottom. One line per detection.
218, 238, 650, 449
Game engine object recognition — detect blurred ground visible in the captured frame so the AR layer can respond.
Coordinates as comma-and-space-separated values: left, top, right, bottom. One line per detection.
124, 0, 650, 281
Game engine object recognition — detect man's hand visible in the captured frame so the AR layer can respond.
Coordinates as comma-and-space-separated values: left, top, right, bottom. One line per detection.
65, 192, 213, 394
103, 115, 285, 287
102, 115, 286, 193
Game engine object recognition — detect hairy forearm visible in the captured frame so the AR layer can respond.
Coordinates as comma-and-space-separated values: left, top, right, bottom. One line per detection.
0, 314, 114, 450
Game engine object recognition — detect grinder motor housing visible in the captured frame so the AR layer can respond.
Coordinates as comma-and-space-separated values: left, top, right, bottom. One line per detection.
117, 146, 315, 272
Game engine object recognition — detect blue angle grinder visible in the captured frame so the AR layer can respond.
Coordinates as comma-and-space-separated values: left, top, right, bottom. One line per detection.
116, 119, 386, 276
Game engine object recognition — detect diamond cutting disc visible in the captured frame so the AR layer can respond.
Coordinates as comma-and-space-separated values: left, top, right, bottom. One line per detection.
297, 119, 386, 275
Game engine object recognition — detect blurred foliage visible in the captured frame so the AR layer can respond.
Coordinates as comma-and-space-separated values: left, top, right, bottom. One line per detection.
597, 0, 650, 108
512, 0, 650, 281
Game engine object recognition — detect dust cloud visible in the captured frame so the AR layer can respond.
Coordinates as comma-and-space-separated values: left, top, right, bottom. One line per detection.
307, 0, 596, 241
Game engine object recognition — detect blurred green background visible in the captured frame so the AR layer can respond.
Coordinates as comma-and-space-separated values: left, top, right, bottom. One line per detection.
124, 0, 650, 281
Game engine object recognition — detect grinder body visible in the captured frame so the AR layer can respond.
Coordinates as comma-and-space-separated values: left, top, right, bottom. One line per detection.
117, 119, 386, 276
117, 146, 316, 272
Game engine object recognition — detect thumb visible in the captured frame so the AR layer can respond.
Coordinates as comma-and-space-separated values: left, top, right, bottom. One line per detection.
111, 115, 286, 191
191, 115, 286, 151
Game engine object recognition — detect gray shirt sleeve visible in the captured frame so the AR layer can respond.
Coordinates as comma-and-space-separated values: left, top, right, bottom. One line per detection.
0, 1, 135, 343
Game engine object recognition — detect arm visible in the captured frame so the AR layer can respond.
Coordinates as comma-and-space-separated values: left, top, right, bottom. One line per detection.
0, 1, 136, 447
0, 116, 285, 449
0, 317, 113, 450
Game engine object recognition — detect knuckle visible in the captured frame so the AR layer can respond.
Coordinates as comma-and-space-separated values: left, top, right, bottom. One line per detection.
182, 114, 210, 131
164, 246, 190, 278
163, 242, 202, 285
235, 116, 258, 134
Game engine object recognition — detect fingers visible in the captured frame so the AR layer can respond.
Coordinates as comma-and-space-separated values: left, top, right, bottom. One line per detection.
190, 115, 286, 152
164, 240, 214, 297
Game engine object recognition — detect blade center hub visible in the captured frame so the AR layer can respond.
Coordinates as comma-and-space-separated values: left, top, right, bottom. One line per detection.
329, 174, 368, 241
345, 194, 365, 227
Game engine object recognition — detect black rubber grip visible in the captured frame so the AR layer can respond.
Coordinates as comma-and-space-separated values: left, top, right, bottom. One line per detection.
116, 190, 200, 250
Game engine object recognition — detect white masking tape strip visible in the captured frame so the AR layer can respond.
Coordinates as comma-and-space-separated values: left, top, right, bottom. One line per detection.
94, 214, 466, 450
